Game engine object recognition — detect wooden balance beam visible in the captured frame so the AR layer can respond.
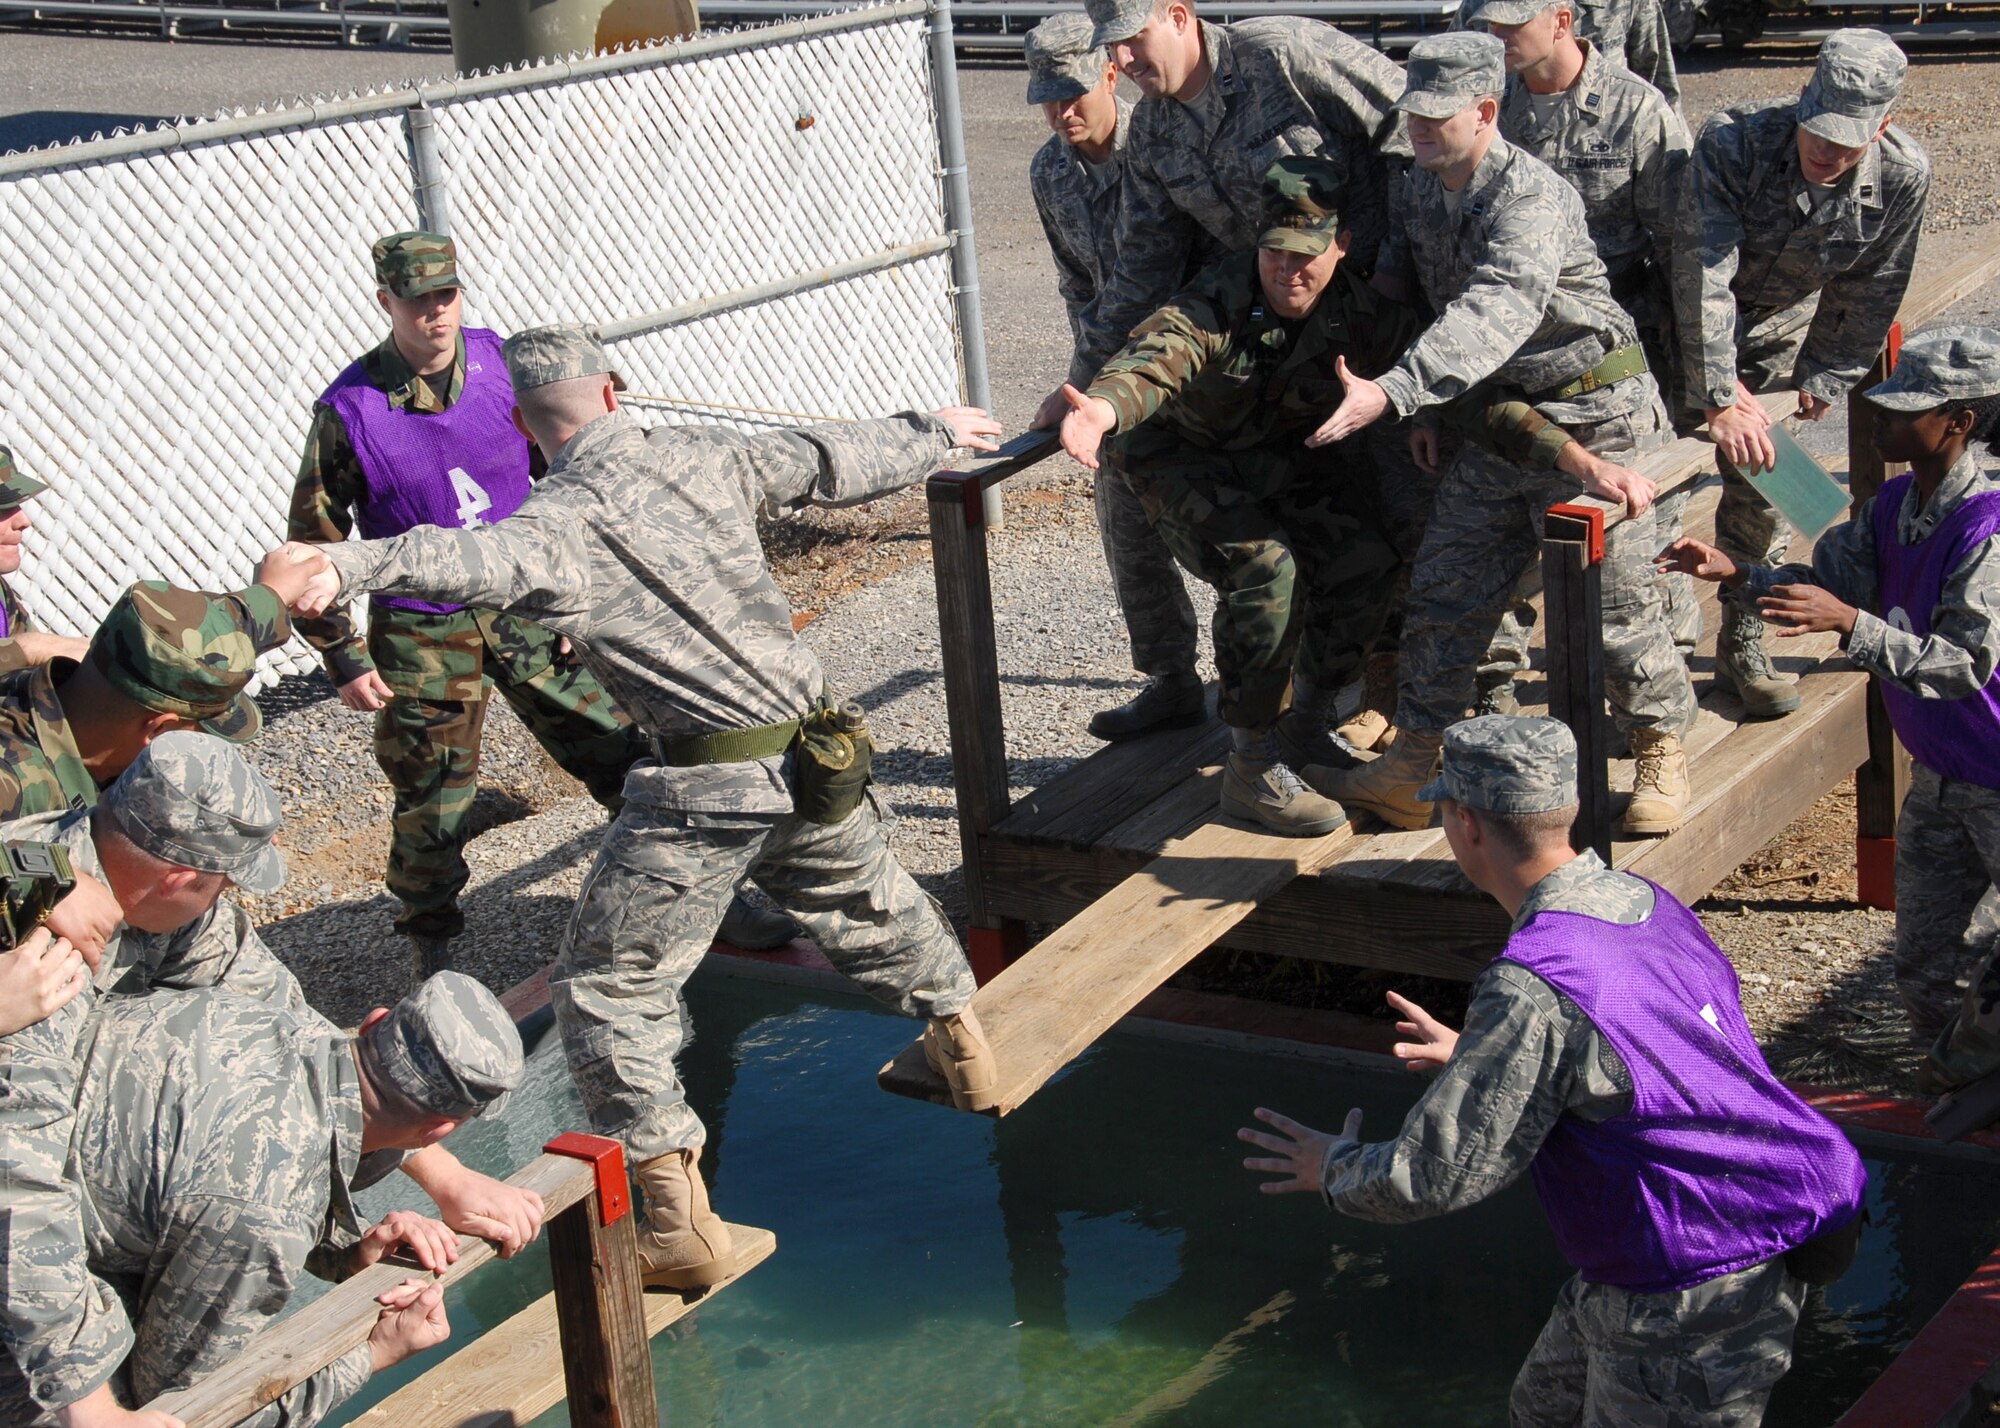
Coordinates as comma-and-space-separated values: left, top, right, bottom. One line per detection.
879, 818, 1354, 1115
352, 1222, 778, 1428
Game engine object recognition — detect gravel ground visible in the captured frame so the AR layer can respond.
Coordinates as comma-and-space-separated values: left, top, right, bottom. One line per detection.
5, 34, 1998, 1089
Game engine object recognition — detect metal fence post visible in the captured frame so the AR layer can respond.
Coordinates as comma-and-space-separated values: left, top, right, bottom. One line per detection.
927, 0, 1004, 530
404, 101, 453, 236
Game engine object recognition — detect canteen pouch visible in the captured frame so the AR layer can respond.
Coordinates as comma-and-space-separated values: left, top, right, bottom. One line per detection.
791, 700, 874, 825
1782, 1210, 1864, 1286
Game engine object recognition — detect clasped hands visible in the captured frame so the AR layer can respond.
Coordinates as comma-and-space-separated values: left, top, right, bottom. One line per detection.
254, 542, 342, 618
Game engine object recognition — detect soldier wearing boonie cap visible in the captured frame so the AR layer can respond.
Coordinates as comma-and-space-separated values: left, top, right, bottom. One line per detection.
1021, 13, 1205, 745
1661, 326, 2000, 1105
1457, 0, 1681, 108
289, 231, 654, 982
0, 444, 86, 679
1243, 717, 1866, 1426
1672, 28, 1930, 720
270, 315, 1004, 1294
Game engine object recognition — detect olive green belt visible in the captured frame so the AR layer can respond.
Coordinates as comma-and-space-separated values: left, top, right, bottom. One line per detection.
1538, 343, 1649, 402
651, 718, 801, 767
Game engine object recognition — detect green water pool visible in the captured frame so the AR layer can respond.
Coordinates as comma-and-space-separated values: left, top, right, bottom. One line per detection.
314, 969, 2000, 1426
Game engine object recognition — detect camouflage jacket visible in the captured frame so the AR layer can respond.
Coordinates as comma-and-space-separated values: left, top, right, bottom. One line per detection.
0, 806, 313, 1417
0, 576, 38, 677
1672, 99, 1931, 409
1087, 253, 1575, 470
1738, 450, 2000, 702
1032, 98, 1136, 389
1461, 0, 1680, 108
1496, 41, 1689, 288
59, 991, 369, 1427
289, 333, 564, 699
323, 409, 958, 814
1377, 136, 1643, 425
1319, 852, 1648, 1222
1080, 17, 1411, 377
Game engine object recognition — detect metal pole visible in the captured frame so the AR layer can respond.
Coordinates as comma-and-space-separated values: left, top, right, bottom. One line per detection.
405, 102, 453, 236
928, 0, 1004, 529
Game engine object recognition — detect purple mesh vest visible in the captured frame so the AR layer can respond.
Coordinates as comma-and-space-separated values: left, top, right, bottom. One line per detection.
1502, 883, 1866, 1293
1870, 472, 2000, 788
321, 327, 532, 615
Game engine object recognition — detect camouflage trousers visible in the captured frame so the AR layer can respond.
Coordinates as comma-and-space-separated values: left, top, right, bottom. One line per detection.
378, 653, 646, 938
1400, 390, 1697, 738
1511, 1261, 1803, 1427
1114, 441, 1400, 729
552, 788, 976, 1161
1894, 763, 2000, 1071
1093, 466, 1200, 680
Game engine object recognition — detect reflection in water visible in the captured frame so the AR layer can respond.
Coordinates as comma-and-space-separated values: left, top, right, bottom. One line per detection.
311, 971, 2000, 1427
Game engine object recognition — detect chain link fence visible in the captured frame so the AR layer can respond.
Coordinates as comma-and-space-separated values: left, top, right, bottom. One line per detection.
0, 0, 969, 680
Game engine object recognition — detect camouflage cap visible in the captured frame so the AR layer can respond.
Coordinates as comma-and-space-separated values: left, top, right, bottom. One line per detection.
372, 230, 461, 300
359, 970, 523, 1121
1396, 32, 1507, 119
1796, 29, 1905, 148
86, 581, 284, 743
502, 324, 627, 394
1864, 325, 2000, 411
1025, 14, 1109, 104
1086, 0, 1153, 48
101, 730, 286, 893
1258, 156, 1344, 256
0, 444, 48, 515
1418, 714, 1578, 814
1464, 0, 1562, 25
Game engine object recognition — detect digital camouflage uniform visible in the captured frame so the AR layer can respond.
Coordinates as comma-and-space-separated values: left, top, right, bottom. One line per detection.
1457, 0, 1681, 108
293, 323, 646, 940
1025, 15, 1200, 687
1375, 124, 1694, 740
0, 580, 289, 821
1672, 35, 1929, 582
1076, 11, 1411, 379
1321, 718, 1807, 1426
321, 326, 978, 1163
0, 735, 312, 1418
0, 444, 49, 678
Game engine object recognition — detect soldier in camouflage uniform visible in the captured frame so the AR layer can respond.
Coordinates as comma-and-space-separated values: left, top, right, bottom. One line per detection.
1241, 715, 1867, 1426
1458, 0, 1680, 108
0, 578, 297, 822
0, 971, 522, 1427
272, 324, 1000, 1293
1474, 0, 1698, 710
0, 446, 87, 678
1316, 34, 1698, 837
1672, 29, 1930, 717
292, 232, 664, 977
1023, 15, 1205, 741
1662, 328, 2000, 1085
0, 733, 542, 1426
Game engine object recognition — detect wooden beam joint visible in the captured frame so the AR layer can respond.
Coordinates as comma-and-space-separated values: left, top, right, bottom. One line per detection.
545, 1133, 632, 1226
1545, 503, 1605, 564
926, 468, 987, 530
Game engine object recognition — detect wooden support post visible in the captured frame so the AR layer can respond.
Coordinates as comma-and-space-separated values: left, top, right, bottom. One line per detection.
1543, 505, 1613, 862
929, 465, 1023, 978
1848, 334, 1909, 910
544, 1134, 657, 1428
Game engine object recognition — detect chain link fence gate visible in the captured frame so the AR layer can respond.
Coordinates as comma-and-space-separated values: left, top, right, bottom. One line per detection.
0, 0, 979, 681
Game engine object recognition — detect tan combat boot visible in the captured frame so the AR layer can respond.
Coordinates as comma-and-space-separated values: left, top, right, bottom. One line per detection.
634, 1148, 735, 1291
924, 1007, 999, 1112
1317, 731, 1444, 831
1335, 652, 1400, 752
1622, 728, 1689, 836
1717, 609, 1799, 718
1220, 754, 1348, 837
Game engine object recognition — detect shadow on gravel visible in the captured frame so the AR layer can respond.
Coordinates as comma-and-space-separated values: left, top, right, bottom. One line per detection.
1758, 953, 1918, 1095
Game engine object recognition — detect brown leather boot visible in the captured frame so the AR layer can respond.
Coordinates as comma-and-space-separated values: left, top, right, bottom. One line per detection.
1334, 652, 1400, 752
1317, 730, 1444, 831
634, 1148, 735, 1290
924, 1007, 999, 1111
1622, 728, 1689, 836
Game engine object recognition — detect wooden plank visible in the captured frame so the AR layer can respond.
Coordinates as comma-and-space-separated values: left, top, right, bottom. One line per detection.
353, 1224, 778, 1428
548, 1184, 656, 1428
881, 819, 1355, 1113
1898, 235, 2000, 329
149, 1154, 596, 1428
1015, 705, 1229, 849
1543, 511, 1613, 859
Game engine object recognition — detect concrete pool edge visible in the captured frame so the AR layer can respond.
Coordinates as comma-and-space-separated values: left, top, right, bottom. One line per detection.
494, 937, 2000, 1425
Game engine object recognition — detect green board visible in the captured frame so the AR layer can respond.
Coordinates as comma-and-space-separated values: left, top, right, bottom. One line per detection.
1743, 425, 1853, 542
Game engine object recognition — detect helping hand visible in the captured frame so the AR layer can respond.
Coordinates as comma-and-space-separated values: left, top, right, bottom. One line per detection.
258, 542, 343, 617
936, 406, 1003, 453
1305, 357, 1388, 448
1386, 990, 1458, 1071
1238, 1106, 1363, 1195
1029, 387, 1071, 432
1057, 385, 1117, 470
1655, 536, 1739, 585
1759, 582, 1858, 638
369, 1278, 450, 1373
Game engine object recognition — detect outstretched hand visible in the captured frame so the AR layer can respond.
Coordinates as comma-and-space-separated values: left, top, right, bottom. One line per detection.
936, 406, 1003, 453
1386, 990, 1458, 1071
1057, 384, 1118, 470
1238, 1106, 1363, 1195
1305, 357, 1388, 448
1655, 536, 1740, 585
